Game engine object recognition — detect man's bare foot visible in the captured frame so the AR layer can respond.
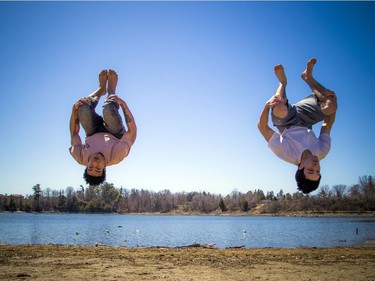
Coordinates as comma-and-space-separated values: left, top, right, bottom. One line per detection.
274, 65, 287, 85
98, 70, 107, 95
107, 69, 118, 95
89, 70, 107, 100
272, 65, 288, 106
301, 58, 317, 83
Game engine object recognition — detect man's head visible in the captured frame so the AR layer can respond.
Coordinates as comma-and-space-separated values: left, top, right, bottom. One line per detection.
295, 168, 321, 194
296, 152, 321, 194
83, 153, 106, 186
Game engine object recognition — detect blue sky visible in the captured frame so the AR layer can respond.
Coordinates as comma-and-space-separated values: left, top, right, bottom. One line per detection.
0, 1, 374, 197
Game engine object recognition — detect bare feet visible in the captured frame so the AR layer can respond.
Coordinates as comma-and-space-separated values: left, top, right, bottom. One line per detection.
301, 58, 317, 83
274, 65, 287, 85
107, 69, 118, 95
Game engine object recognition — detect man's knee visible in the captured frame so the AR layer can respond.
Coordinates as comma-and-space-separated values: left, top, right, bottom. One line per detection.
322, 98, 337, 116
272, 104, 289, 119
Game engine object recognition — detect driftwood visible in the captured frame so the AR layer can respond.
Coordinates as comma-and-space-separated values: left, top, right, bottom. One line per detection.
150, 244, 247, 249
225, 245, 245, 249
177, 243, 216, 249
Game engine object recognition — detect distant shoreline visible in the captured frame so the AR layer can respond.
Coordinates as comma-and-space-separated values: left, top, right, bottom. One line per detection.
2, 210, 375, 218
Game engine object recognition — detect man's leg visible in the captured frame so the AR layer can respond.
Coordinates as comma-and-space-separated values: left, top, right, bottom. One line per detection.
301, 58, 337, 116
272, 64, 289, 119
78, 70, 107, 136
103, 69, 126, 138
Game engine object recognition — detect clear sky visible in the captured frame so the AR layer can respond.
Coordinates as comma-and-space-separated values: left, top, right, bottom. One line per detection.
0, 1, 374, 197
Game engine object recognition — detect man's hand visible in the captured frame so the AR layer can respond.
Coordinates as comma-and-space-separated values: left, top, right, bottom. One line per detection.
265, 95, 286, 109
73, 97, 91, 111
107, 94, 125, 107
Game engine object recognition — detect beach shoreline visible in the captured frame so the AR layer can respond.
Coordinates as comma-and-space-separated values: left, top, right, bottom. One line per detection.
1, 244, 374, 280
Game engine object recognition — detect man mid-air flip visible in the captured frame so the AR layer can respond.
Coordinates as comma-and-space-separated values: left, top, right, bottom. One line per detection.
69, 69, 137, 186
258, 58, 337, 194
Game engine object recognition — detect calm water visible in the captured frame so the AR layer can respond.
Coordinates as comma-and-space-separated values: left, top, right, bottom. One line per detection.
0, 213, 374, 248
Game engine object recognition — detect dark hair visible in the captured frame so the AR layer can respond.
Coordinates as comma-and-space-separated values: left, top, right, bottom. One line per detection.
295, 167, 321, 194
83, 168, 106, 186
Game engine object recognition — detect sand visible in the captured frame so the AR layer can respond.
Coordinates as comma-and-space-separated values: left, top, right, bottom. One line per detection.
1, 244, 374, 281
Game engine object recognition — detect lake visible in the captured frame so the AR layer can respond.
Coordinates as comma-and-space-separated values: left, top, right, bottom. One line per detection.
0, 213, 374, 248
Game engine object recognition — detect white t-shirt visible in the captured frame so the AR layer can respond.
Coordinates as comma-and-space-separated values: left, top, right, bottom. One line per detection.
268, 126, 331, 165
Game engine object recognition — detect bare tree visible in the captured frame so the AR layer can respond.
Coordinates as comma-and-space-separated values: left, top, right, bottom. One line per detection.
317, 185, 331, 197
359, 175, 375, 209
332, 185, 347, 197
348, 184, 361, 198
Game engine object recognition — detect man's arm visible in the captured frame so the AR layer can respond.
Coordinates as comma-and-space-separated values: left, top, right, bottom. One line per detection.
258, 105, 275, 142
108, 95, 137, 145
257, 96, 283, 142
70, 98, 90, 145
320, 112, 336, 136
70, 104, 81, 145
120, 100, 137, 145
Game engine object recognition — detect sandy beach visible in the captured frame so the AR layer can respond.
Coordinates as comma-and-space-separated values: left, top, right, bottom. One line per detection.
1, 244, 374, 281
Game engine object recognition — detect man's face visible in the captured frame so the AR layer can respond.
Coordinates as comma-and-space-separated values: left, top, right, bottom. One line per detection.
87, 153, 106, 177
302, 155, 321, 181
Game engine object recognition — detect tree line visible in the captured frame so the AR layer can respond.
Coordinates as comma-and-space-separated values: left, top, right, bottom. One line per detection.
0, 175, 374, 214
